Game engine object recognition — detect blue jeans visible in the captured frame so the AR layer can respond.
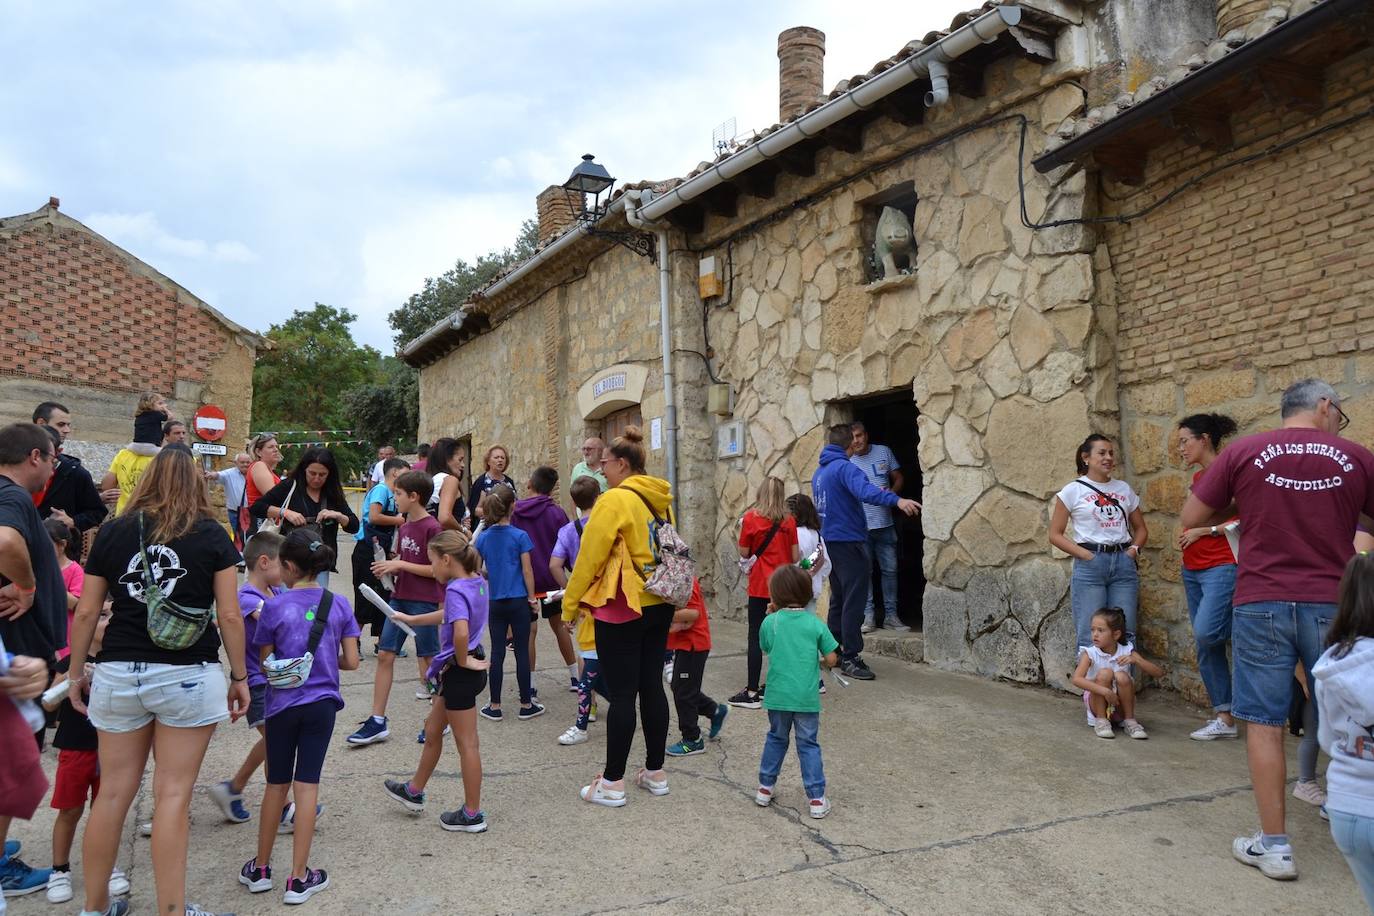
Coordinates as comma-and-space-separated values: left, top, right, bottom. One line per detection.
379, 599, 440, 657
1182, 563, 1236, 713
1330, 809, 1374, 911
759, 710, 825, 799
863, 525, 899, 624
1070, 551, 1138, 650
1232, 601, 1333, 726
827, 541, 871, 661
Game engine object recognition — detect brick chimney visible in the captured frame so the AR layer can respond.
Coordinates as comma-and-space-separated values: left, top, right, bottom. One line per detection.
536, 185, 580, 245
1217, 0, 1270, 35
778, 27, 825, 122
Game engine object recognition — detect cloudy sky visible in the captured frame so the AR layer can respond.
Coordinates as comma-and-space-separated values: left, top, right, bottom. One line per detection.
1, 0, 975, 350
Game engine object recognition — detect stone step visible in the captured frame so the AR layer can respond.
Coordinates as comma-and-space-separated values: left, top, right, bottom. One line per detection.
864, 629, 924, 665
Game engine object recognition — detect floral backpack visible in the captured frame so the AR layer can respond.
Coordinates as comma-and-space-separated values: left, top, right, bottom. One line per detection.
628, 489, 695, 608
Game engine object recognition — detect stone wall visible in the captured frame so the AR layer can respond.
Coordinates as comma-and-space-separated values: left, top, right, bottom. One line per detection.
1102, 47, 1374, 701
690, 54, 1106, 684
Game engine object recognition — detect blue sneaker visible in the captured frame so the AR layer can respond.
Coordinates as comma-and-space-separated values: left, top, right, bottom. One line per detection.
2, 841, 17, 858
209, 780, 251, 823
346, 716, 389, 745
479, 705, 502, 721
278, 802, 325, 835
709, 702, 729, 739
0, 853, 51, 897
666, 738, 705, 757
439, 807, 487, 833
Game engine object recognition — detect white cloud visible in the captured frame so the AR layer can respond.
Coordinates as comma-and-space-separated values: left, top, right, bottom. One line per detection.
84, 211, 258, 264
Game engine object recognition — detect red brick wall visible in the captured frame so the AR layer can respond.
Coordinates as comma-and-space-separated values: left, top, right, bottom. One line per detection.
0, 223, 230, 392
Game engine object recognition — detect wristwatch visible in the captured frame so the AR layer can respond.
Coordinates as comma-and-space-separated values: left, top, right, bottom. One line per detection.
1210, 526, 1217, 536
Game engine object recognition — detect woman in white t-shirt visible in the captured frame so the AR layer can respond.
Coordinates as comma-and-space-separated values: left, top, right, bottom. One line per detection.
1049, 434, 1148, 653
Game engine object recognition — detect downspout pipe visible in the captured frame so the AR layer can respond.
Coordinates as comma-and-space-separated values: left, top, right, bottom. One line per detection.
637, 5, 1020, 223
924, 59, 950, 108
624, 189, 680, 520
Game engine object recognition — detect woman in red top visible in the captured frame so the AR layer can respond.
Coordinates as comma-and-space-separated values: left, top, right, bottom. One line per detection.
1177, 413, 1240, 741
730, 477, 798, 709
243, 434, 283, 538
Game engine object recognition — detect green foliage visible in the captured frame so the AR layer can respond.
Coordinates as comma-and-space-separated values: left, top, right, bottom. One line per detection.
388, 218, 539, 350
341, 357, 420, 451
252, 303, 398, 481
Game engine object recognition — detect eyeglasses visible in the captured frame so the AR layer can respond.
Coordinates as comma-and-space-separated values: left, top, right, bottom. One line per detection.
38, 450, 57, 465
1325, 398, 1351, 432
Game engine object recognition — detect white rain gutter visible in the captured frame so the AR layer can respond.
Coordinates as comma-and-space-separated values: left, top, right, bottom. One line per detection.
623, 190, 679, 519
637, 4, 1022, 223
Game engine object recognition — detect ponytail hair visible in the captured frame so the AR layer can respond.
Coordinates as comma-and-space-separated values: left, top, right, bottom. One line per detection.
429, 529, 481, 574
1177, 413, 1238, 451
480, 485, 515, 524
607, 426, 647, 475
278, 525, 335, 577
1074, 434, 1112, 475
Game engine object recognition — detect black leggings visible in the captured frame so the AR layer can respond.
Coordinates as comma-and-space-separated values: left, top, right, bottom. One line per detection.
595, 603, 674, 782
265, 699, 337, 784
351, 545, 389, 638
488, 597, 533, 706
746, 596, 769, 690
672, 649, 718, 742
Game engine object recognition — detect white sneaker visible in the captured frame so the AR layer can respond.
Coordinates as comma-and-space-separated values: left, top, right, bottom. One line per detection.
1190, 718, 1239, 741
109, 867, 130, 896
1093, 719, 1115, 739
1292, 780, 1327, 807
580, 776, 627, 807
45, 870, 73, 903
634, 768, 669, 796
1232, 833, 1297, 880
415, 689, 430, 700
860, 621, 876, 634
558, 726, 589, 746
755, 785, 774, 807
808, 796, 831, 819
1122, 720, 1148, 740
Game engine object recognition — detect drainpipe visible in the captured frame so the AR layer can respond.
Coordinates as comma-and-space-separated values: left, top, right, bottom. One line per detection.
625, 190, 680, 520
924, 59, 950, 108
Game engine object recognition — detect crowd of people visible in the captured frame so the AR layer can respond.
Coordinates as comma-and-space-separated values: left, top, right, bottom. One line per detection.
2, 376, 1374, 912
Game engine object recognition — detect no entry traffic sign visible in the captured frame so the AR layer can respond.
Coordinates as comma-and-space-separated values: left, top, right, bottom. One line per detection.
192, 405, 227, 442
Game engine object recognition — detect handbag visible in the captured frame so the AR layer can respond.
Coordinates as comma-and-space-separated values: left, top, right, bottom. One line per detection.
1076, 478, 1134, 540
138, 513, 214, 651
628, 489, 696, 608
256, 479, 297, 536
262, 589, 333, 689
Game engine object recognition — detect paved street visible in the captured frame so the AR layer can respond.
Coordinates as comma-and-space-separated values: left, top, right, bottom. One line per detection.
10, 546, 1366, 915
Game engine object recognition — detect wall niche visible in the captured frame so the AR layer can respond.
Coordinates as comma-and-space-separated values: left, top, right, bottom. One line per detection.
860, 182, 917, 284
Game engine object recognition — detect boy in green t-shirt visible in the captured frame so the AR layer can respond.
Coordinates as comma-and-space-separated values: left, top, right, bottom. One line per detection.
755, 565, 840, 818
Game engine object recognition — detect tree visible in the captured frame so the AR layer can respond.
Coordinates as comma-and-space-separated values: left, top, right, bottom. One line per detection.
252, 303, 384, 479
341, 357, 419, 451
388, 218, 538, 350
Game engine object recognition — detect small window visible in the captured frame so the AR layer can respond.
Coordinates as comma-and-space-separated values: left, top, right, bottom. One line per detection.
859, 183, 918, 283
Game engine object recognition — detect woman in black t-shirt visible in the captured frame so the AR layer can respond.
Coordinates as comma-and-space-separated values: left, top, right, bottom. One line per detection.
66, 446, 249, 916
469, 444, 515, 524
249, 447, 359, 585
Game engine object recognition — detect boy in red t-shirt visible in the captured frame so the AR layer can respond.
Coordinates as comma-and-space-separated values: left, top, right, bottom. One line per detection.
665, 580, 728, 757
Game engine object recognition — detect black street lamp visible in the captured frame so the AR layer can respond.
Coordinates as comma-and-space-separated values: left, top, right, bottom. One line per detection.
561, 154, 654, 261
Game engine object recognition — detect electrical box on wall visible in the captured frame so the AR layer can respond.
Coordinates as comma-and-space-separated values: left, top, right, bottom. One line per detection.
698, 256, 725, 300
716, 420, 745, 459
707, 382, 734, 416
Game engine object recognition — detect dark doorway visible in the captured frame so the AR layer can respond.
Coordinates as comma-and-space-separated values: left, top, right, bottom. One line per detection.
845, 389, 924, 630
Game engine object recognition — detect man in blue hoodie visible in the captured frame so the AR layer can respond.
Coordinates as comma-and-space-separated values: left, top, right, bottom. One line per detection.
812, 424, 921, 680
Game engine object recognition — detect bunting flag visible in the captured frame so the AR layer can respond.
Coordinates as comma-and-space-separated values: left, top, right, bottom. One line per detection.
250, 428, 356, 437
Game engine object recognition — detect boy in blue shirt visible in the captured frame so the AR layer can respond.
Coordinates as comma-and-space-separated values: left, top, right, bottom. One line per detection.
755, 565, 839, 819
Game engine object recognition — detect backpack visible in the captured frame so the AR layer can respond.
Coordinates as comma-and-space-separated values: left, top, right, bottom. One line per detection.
628, 489, 696, 609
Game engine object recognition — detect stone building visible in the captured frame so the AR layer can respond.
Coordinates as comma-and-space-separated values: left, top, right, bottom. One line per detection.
0, 199, 265, 473
406, 0, 1374, 697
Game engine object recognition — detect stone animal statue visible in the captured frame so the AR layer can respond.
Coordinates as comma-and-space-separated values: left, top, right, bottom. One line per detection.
874, 205, 917, 279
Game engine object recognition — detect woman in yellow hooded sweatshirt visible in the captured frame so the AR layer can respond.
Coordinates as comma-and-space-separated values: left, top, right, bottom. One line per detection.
562, 427, 676, 807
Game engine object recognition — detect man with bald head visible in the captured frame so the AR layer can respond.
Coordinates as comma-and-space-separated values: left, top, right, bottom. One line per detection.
207, 452, 253, 552
571, 436, 608, 494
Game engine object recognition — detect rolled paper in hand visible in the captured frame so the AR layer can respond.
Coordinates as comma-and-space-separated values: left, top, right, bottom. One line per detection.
360, 584, 416, 636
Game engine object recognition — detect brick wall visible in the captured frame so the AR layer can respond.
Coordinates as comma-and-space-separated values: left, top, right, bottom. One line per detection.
1102, 47, 1374, 701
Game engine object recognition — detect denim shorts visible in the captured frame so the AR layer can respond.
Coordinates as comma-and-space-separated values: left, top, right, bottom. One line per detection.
1231, 601, 1334, 726
378, 599, 440, 657
247, 683, 267, 729
88, 661, 228, 732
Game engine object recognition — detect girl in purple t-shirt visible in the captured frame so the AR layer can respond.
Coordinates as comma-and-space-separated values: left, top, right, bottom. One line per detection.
383, 530, 492, 832
240, 527, 360, 904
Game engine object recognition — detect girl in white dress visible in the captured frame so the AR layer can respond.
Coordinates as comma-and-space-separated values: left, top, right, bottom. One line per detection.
1071, 607, 1164, 740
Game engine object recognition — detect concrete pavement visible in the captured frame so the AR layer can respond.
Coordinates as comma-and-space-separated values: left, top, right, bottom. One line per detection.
8, 554, 1367, 914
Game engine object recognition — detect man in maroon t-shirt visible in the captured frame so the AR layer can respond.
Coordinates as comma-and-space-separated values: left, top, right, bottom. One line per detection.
1183, 378, 1374, 881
